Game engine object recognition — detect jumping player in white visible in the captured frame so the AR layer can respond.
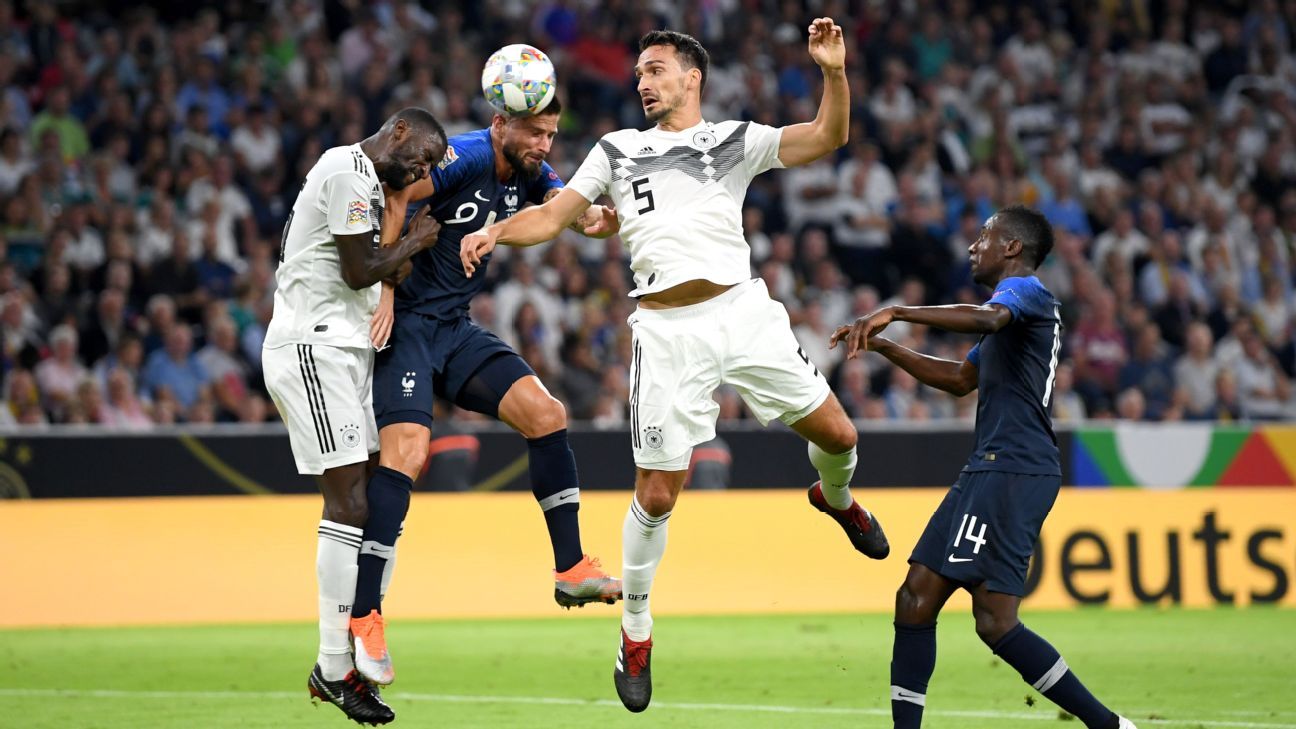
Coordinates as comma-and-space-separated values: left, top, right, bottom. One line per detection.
460, 18, 889, 712
262, 107, 445, 725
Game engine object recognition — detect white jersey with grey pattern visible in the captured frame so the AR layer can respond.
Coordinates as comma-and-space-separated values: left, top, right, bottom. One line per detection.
565, 119, 783, 297
265, 144, 384, 350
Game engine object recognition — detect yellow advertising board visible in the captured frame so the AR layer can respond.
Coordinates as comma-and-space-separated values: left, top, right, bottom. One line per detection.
1, 488, 1292, 628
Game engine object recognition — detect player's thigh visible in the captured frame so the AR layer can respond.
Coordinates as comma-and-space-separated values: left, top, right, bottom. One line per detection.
908, 477, 968, 579
450, 349, 555, 435
722, 283, 830, 427
627, 312, 722, 471
975, 472, 1060, 597
373, 313, 438, 431
263, 344, 373, 476
787, 391, 857, 454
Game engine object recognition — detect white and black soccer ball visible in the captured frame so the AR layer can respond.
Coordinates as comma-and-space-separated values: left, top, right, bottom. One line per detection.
480, 44, 557, 116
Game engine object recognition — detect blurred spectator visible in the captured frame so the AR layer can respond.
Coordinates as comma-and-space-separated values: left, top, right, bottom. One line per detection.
28, 85, 87, 162
34, 324, 87, 414
1117, 322, 1177, 420
139, 324, 210, 411
1115, 387, 1148, 421
3, 1, 1293, 429
1174, 322, 1220, 419
1069, 290, 1127, 406
196, 315, 249, 420
1235, 327, 1293, 420
101, 367, 152, 429
79, 288, 129, 366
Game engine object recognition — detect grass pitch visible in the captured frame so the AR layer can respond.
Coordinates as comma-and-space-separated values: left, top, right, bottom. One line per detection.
2, 608, 1292, 728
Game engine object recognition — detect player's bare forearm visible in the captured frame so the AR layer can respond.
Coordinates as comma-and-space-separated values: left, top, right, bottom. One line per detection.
778, 19, 849, 167
831, 304, 1009, 359
872, 337, 978, 396
496, 188, 592, 246
380, 194, 407, 247
337, 213, 440, 290
892, 304, 1011, 334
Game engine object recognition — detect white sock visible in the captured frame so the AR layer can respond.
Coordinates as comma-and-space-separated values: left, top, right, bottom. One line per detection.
622, 497, 670, 641
809, 442, 857, 510
316, 519, 361, 680
379, 521, 403, 602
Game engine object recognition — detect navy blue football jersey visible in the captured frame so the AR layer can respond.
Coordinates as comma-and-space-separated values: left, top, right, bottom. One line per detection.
964, 275, 1062, 476
398, 128, 563, 318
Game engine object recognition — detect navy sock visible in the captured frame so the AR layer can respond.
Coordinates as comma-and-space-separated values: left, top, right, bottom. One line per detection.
891, 621, 936, 728
352, 467, 412, 618
527, 429, 583, 572
992, 623, 1119, 729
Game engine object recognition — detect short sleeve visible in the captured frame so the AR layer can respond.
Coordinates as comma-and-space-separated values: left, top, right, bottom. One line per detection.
744, 122, 785, 176
428, 141, 477, 195
527, 161, 564, 205
566, 142, 612, 203
966, 342, 981, 367
324, 171, 375, 236
985, 276, 1050, 322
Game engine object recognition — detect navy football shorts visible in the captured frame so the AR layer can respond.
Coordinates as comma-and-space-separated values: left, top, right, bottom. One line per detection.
909, 470, 1060, 596
373, 313, 534, 429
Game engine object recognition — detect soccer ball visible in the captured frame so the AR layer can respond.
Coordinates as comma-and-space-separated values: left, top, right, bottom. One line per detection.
480, 44, 557, 116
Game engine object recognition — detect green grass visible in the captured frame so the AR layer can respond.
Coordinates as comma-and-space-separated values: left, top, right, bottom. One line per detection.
2, 609, 1293, 728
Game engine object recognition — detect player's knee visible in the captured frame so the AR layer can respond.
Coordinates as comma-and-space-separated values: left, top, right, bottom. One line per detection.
380, 429, 429, 481
973, 612, 1015, 646
819, 422, 857, 455
525, 395, 567, 438
325, 487, 369, 528
636, 475, 678, 517
637, 489, 674, 517
895, 581, 935, 623
829, 422, 860, 451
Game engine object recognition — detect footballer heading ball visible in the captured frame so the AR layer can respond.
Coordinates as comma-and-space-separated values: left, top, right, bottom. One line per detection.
481, 44, 557, 116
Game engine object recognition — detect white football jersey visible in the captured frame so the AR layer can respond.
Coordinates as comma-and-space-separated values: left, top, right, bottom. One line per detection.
264, 144, 384, 350
566, 119, 783, 297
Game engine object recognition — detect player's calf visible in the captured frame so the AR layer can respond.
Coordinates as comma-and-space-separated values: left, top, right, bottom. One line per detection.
992, 622, 1127, 729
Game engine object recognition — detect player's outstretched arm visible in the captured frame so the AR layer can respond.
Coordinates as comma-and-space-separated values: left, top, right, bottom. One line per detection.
849, 335, 979, 396
831, 303, 1013, 357
777, 17, 849, 168
459, 187, 594, 277
336, 210, 441, 290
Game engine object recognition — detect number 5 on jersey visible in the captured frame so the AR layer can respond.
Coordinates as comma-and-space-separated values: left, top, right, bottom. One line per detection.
632, 177, 655, 215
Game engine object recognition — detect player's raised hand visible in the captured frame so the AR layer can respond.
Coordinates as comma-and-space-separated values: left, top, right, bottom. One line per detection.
460, 226, 499, 278
407, 209, 442, 249
807, 17, 845, 71
829, 307, 896, 359
582, 204, 620, 238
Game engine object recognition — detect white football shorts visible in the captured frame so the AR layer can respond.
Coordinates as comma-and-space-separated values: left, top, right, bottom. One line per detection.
263, 343, 378, 475
627, 278, 830, 470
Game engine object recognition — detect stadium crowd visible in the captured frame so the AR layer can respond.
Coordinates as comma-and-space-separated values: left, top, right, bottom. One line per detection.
1, 0, 1295, 429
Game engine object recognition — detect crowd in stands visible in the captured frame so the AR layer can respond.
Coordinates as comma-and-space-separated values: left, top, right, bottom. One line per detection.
2, 0, 1295, 429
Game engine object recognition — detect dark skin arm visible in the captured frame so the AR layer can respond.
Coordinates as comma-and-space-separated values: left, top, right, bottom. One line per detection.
336, 210, 440, 290
868, 336, 980, 396
829, 303, 1014, 359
